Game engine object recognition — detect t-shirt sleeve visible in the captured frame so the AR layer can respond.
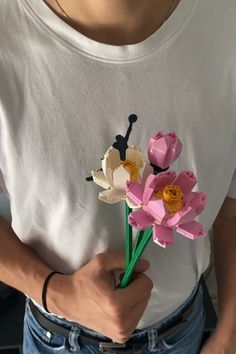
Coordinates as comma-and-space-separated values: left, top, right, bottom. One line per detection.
227, 168, 236, 198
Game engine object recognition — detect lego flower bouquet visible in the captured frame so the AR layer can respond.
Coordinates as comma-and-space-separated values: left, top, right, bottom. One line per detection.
88, 115, 207, 288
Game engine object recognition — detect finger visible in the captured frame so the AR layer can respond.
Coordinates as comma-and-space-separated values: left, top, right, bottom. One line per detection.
112, 297, 150, 343
113, 272, 153, 309
126, 297, 150, 335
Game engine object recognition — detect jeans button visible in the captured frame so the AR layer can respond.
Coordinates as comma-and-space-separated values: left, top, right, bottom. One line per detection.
46, 331, 52, 339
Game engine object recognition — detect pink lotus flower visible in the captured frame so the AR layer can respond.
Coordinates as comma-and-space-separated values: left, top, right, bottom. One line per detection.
126, 170, 207, 247
148, 132, 182, 169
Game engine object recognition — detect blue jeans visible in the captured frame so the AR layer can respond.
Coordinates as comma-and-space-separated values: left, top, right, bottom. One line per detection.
23, 283, 205, 354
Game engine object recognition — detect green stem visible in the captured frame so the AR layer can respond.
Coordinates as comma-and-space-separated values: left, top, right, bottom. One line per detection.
132, 230, 145, 257
120, 227, 153, 288
125, 202, 133, 269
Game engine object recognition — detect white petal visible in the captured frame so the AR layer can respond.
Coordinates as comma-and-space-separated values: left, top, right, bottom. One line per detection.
139, 161, 152, 184
126, 145, 145, 164
102, 146, 121, 188
91, 170, 110, 189
126, 145, 150, 183
113, 165, 130, 189
126, 197, 141, 208
99, 188, 125, 204
127, 146, 145, 169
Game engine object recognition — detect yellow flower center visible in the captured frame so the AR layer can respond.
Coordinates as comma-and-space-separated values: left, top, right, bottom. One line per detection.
121, 159, 139, 182
156, 185, 183, 214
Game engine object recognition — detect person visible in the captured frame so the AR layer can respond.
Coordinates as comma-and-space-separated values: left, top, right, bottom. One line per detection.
0, 0, 236, 353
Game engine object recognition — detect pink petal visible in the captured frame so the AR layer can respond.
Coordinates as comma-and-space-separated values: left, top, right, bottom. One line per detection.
148, 136, 169, 169
128, 210, 154, 230
144, 198, 167, 224
176, 220, 207, 240
183, 192, 195, 204
153, 223, 173, 247
189, 192, 207, 215
147, 131, 163, 154
164, 132, 182, 165
143, 174, 157, 204
155, 170, 177, 190
148, 132, 182, 169
173, 171, 197, 195
164, 205, 197, 227
125, 181, 144, 206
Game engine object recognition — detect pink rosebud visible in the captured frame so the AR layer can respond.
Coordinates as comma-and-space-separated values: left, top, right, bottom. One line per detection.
148, 131, 182, 169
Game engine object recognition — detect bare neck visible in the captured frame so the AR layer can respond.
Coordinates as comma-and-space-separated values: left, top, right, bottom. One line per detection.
44, 0, 180, 45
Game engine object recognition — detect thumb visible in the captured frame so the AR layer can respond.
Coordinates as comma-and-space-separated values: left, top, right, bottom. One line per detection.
98, 251, 150, 273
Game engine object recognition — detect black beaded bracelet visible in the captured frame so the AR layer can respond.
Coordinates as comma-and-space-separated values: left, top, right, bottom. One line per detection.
42, 270, 63, 313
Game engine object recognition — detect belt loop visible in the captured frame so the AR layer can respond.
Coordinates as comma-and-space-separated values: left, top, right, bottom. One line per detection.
68, 326, 81, 352
147, 328, 158, 352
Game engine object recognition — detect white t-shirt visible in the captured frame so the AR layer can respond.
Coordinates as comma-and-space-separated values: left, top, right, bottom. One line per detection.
0, 0, 236, 329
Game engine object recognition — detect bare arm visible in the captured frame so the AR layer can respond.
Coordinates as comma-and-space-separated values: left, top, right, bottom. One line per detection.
200, 197, 236, 353
210, 197, 236, 348
0, 214, 53, 305
0, 214, 153, 343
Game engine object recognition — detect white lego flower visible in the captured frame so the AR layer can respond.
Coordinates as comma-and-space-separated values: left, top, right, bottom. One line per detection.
91, 145, 151, 204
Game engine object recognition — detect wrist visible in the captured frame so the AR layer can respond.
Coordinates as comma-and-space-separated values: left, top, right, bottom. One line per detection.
42, 271, 63, 312
46, 272, 73, 316
26, 264, 53, 306
213, 324, 236, 348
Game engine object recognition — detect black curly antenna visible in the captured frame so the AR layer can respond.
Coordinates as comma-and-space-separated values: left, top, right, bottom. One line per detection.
112, 114, 138, 161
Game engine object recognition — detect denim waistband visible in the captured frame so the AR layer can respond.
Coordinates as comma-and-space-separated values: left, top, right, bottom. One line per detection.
27, 279, 201, 342
26, 280, 202, 353
132, 280, 201, 338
